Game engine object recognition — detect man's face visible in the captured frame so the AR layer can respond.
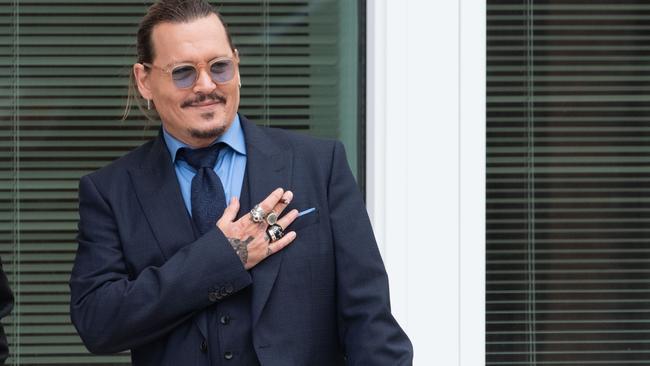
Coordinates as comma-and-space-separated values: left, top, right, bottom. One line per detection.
136, 14, 240, 148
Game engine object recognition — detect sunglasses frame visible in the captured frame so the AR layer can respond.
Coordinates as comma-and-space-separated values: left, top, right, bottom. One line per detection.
142, 56, 237, 89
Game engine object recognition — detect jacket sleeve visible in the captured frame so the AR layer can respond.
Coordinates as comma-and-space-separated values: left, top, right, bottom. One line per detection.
328, 141, 414, 365
0, 259, 13, 364
69, 174, 252, 354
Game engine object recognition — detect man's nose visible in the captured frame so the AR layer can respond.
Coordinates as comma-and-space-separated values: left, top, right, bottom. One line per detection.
192, 68, 216, 94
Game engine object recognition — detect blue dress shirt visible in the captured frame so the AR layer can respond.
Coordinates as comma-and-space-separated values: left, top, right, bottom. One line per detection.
162, 114, 247, 216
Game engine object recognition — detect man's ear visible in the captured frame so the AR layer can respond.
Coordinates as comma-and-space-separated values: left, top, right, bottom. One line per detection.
133, 63, 153, 100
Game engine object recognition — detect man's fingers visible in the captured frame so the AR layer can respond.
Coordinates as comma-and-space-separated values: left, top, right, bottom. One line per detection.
268, 190, 293, 219
221, 196, 240, 222
276, 209, 299, 230
267, 231, 296, 256
256, 187, 284, 216
261, 209, 298, 260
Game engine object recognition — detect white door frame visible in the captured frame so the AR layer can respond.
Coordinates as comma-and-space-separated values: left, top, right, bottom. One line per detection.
366, 0, 485, 364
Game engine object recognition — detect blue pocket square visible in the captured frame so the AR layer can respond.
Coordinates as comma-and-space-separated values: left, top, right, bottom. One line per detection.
298, 207, 316, 217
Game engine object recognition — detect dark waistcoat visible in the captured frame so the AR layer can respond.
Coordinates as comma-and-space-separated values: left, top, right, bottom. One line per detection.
200, 171, 260, 365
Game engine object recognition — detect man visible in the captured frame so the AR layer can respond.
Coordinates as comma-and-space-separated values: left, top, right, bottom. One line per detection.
69, 0, 412, 365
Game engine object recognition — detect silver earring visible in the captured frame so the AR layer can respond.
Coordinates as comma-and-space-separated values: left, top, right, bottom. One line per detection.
147, 99, 151, 110
238, 78, 242, 89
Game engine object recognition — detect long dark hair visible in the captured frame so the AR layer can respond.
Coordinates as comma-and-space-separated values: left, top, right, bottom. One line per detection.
123, 0, 235, 122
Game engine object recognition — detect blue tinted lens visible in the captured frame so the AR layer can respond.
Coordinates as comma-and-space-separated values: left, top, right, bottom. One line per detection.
171, 65, 197, 88
210, 60, 234, 83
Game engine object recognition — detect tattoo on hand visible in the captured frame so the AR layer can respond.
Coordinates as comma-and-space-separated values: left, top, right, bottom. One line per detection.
266, 245, 273, 257
228, 236, 254, 265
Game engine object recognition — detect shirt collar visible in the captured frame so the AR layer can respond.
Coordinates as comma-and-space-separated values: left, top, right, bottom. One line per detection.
162, 113, 247, 161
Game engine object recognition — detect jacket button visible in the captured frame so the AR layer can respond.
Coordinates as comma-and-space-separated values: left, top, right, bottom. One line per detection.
225, 284, 234, 294
219, 314, 230, 325
200, 340, 208, 353
224, 351, 233, 360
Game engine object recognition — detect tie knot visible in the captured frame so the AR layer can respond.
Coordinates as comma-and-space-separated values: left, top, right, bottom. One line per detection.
176, 143, 223, 170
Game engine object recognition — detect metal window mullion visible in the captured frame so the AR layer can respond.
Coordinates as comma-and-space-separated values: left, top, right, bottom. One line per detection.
525, 0, 537, 364
11, 1, 21, 365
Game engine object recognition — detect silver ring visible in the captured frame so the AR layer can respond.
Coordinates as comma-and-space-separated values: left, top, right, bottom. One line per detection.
266, 224, 284, 242
250, 204, 266, 223
266, 211, 278, 226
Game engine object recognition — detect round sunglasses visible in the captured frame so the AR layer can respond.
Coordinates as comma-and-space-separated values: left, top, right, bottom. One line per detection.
142, 57, 236, 89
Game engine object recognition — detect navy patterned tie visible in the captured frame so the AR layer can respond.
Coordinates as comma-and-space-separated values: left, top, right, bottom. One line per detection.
176, 143, 227, 235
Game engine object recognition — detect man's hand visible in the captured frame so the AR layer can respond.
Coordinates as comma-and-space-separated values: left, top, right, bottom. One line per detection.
217, 188, 298, 270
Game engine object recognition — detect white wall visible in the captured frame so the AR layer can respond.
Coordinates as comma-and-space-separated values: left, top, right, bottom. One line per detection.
366, 0, 485, 364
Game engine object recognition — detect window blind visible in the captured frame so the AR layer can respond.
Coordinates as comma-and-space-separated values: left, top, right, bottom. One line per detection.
1, 0, 360, 364
487, 0, 650, 365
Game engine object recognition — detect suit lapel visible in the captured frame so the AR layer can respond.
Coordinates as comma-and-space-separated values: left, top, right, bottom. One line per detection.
127, 133, 209, 338
240, 116, 293, 327
128, 133, 196, 260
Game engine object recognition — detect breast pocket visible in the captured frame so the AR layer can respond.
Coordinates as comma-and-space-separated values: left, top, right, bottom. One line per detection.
287, 206, 320, 232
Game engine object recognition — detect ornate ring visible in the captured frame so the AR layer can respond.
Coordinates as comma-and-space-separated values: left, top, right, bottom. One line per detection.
266, 211, 278, 226
250, 204, 266, 223
266, 224, 284, 242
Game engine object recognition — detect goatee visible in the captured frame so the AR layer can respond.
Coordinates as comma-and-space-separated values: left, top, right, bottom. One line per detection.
188, 124, 226, 140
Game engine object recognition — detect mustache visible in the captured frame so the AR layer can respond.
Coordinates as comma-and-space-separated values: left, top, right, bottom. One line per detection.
181, 93, 226, 108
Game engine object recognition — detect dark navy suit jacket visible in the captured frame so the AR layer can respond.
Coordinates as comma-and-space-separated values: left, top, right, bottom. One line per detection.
69, 116, 413, 365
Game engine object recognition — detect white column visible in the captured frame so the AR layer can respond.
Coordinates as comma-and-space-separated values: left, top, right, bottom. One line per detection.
366, 0, 485, 364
